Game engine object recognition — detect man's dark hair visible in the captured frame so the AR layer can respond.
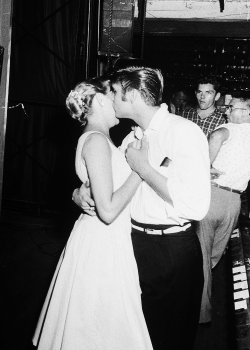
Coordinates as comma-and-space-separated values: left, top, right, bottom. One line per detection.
110, 67, 164, 107
232, 91, 250, 101
196, 77, 220, 93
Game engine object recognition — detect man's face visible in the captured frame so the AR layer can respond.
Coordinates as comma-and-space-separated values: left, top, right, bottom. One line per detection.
173, 91, 188, 108
196, 83, 220, 110
111, 83, 132, 119
226, 98, 250, 124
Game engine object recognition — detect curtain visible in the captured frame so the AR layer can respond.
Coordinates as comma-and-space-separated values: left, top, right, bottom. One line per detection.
3, 0, 85, 214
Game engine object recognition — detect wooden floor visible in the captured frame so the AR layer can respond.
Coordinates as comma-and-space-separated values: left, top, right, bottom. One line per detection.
1, 209, 237, 350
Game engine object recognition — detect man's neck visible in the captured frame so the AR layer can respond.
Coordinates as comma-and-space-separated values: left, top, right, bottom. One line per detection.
135, 105, 160, 131
197, 105, 216, 120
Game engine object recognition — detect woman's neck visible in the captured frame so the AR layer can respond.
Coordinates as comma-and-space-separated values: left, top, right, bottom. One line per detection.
84, 123, 113, 143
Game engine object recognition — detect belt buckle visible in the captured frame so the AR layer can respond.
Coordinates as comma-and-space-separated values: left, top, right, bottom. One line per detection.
145, 228, 162, 235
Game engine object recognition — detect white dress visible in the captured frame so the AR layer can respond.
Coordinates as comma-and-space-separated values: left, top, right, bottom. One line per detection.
32, 131, 153, 350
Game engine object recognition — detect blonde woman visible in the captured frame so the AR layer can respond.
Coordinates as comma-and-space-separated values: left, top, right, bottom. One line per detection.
32, 77, 153, 350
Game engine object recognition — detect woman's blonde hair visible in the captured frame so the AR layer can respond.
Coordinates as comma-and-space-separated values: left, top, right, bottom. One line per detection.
66, 77, 109, 126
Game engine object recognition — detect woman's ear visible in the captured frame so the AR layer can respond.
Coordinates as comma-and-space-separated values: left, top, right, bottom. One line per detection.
96, 93, 105, 107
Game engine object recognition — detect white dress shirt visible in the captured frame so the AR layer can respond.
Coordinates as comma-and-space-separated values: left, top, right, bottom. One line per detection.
212, 123, 250, 192
120, 103, 211, 226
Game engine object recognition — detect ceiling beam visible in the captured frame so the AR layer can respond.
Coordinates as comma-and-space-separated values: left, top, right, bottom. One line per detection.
133, 19, 250, 37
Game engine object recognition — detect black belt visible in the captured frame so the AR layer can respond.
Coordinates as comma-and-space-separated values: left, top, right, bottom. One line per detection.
131, 219, 192, 235
212, 182, 242, 195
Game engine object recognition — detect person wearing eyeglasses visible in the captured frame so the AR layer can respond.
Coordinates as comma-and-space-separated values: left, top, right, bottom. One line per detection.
197, 94, 250, 323
182, 77, 227, 137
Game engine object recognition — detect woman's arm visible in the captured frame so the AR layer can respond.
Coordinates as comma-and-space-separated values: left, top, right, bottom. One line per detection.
83, 133, 141, 224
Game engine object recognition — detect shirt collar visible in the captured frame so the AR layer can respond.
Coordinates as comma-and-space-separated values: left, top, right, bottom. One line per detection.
197, 107, 222, 119
134, 103, 170, 139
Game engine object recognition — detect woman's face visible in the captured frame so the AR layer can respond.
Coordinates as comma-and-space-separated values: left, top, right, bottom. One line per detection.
104, 86, 119, 127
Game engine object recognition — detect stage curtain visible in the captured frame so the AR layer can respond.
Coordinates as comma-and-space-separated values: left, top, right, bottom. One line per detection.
3, 0, 83, 214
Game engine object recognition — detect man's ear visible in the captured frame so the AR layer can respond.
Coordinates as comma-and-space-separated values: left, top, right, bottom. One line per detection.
128, 89, 139, 103
215, 92, 221, 102
96, 93, 105, 107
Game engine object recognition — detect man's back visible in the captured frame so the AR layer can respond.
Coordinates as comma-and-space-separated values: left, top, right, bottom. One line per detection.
212, 123, 250, 192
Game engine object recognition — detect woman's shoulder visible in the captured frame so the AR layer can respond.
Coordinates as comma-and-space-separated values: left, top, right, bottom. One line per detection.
80, 131, 112, 158
78, 131, 108, 147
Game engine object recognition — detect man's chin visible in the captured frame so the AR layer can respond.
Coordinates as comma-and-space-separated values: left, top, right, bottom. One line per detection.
198, 105, 207, 110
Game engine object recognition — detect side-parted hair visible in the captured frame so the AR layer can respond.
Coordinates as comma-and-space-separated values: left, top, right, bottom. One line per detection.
196, 77, 220, 93
110, 67, 164, 106
66, 76, 109, 126
232, 92, 250, 108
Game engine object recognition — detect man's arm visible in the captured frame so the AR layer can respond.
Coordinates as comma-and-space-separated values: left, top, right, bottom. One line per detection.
126, 123, 211, 221
208, 127, 229, 164
210, 167, 225, 180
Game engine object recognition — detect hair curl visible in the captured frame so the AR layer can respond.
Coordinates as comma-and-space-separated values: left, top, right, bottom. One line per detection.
66, 77, 109, 126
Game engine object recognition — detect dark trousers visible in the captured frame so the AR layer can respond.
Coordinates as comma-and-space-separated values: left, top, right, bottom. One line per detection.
131, 224, 204, 350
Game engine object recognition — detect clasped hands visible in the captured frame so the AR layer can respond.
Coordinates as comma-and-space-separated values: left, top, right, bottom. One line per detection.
125, 136, 150, 177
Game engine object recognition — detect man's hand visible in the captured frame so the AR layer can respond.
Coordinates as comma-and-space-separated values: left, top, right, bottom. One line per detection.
210, 167, 225, 181
125, 136, 150, 177
72, 181, 96, 216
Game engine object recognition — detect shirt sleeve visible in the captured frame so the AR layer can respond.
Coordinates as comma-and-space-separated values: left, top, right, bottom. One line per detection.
167, 121, 211, 221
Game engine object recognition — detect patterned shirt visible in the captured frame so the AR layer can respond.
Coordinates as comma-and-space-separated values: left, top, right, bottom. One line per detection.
182, 108, 227, 137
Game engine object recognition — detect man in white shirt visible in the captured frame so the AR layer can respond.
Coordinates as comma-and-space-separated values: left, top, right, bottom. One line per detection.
73, 67, 211, 350
197, 95, 250, 323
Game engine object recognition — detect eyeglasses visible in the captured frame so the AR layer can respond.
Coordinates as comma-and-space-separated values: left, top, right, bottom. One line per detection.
226, 105, 248, 112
